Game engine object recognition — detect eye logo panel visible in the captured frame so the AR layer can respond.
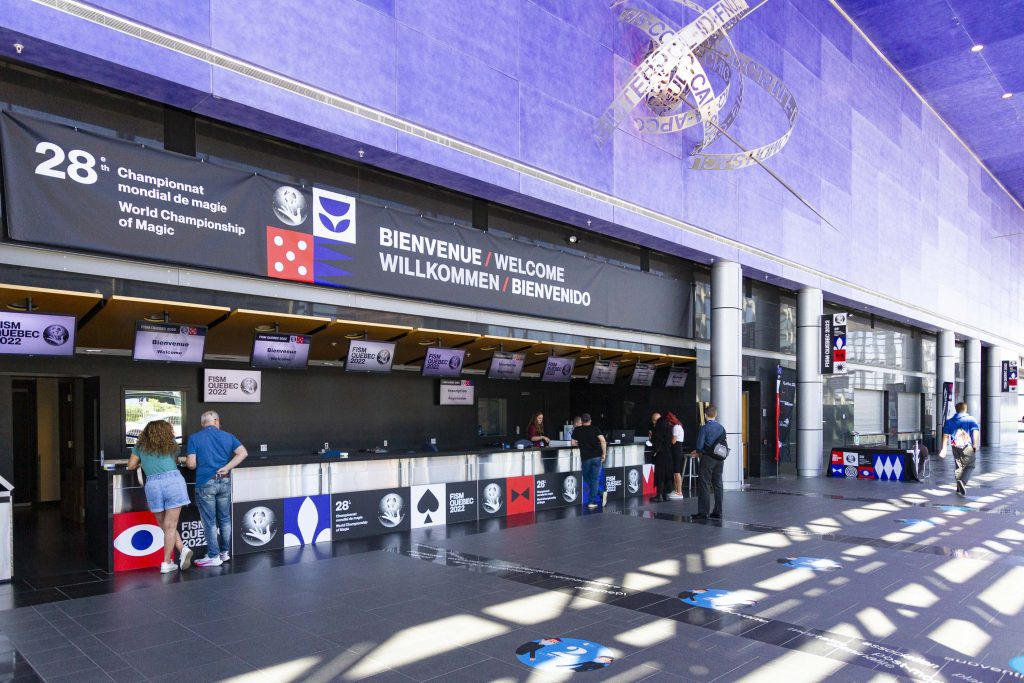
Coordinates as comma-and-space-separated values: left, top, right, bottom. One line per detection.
112, 512, 165, 571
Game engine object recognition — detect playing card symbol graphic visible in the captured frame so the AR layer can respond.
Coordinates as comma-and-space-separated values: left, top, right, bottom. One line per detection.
313, 187, 356, 244
412, 484, 447, 528
418, 489, 439, 523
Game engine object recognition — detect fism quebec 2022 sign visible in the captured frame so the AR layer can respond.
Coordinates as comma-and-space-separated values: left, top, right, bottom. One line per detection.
0, 113, 689, 336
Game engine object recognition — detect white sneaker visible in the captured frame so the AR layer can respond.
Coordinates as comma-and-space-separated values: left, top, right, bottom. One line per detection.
160, 562, 178, 574
194, 556, 223, 567
179, 546, 193, 570
219, 552, 231, 562
667, 491, 684, 499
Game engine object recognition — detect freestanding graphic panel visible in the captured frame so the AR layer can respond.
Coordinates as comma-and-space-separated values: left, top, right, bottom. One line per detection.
331, 488, 411, 540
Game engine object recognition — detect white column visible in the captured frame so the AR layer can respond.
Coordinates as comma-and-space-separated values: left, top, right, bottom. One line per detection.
965, 338, 982, 427
711, 260, 743, 490
984, 346, 1005, 446
937, 331, 956, 434
796, 288, 823, 477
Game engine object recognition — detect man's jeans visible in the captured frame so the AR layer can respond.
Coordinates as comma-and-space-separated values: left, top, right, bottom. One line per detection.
582, 457, 603, 505
197, 477, 231, 558
953, 447, 976, 486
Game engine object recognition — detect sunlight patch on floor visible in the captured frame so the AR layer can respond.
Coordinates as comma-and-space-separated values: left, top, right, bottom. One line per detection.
615, 619, 678, 647
349, 614, 508, 678
856, 607, 897, 638
885, 582, 939, 609
928, 618, 991, 657
978, 566, 1024, 616
484, 593, 571, 625
704, 542, 772, 567
933, 556, 991, 584
743, 532, 792, 549
638, 558, 680, 577
755, 569, 815, 592
224, 656, 319, 683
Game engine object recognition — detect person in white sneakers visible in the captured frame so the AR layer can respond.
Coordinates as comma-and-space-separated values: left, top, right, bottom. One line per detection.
126, 420, 193, 574
666, 412, 685, 500
186, 411, 248, 567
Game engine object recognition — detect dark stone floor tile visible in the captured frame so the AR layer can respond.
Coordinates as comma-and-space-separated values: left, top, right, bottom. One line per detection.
94, 622, 194, 653
126, 637, 230, 678
223, 628, 335, 669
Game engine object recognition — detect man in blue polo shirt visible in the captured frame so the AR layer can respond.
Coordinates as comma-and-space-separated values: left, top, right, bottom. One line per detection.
186, 411, 248, 567
940, 402, 980, 496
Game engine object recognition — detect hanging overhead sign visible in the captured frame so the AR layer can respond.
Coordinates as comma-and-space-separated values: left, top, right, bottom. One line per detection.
0, 311, 76, 356
203, 369, 262, 403
0, 112, 690, 337
820, 313, 848, 375
1002, 360, 1018, 392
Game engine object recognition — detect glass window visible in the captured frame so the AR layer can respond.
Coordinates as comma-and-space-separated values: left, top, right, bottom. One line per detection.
477, 398, 507, 437
853, 389, 884, 433
124, 389, 185, 452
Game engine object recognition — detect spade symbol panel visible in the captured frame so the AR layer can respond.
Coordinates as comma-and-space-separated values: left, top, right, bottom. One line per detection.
411, 483, 447, 529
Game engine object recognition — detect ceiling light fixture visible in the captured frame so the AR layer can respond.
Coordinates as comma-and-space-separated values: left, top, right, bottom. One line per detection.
970, 44, 984, 52
1002, 92, 1013, 99
566, 235, 580, 245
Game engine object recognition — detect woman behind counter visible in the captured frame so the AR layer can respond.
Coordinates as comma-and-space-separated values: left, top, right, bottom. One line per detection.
126, 420, 193, 574
527, 412, 551, 447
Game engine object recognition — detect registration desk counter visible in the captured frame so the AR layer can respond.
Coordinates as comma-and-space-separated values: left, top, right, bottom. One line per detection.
229, 444, 645, 557
99, 445, 646, 569
92, 464, 206, 572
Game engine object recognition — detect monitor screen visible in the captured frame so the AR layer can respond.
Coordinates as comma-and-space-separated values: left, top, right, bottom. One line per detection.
439, 379, 474, 405
0, 311, 76, 356
630, 362, 657, 387
345, 339, 395, 373
421, 347, 465, 377
541, 356, 576, 382
251, 332, 310, 369
589, 359, 619, 385
487, 351, 525, 380
666, 366, 689, 388
132, 321, 206, 363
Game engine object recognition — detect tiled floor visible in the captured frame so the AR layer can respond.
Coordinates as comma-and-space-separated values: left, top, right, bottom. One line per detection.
3, 442, 1024, 682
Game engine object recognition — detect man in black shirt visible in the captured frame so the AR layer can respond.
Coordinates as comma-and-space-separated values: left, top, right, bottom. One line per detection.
572, 413, 607, 510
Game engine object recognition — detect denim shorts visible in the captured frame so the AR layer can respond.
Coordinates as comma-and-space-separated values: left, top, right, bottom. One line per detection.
144, 470, 190, 513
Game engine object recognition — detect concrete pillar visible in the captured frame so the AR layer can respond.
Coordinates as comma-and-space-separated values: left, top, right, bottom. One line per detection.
965, 338, 982, 428
984, 346, 1007, 446
937, 331, 956, 433
711, 260, 743, 490
796, 288, 823, 477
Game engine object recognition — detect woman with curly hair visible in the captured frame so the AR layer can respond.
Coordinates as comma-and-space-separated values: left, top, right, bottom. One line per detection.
127, 420, 192, 573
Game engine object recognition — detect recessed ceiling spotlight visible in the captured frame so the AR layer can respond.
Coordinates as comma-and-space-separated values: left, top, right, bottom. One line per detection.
1002, 92, 1013, 99
970, 44, 984, 52
566, 235, 580, 245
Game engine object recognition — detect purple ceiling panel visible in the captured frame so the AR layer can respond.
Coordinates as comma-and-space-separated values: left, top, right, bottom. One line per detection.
836, 0, 1024, 205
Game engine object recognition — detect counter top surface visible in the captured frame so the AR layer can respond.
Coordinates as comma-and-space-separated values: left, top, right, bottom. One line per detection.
98, 442, 645, 474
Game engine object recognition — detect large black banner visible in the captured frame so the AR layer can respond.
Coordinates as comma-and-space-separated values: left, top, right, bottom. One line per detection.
0, 113, 689, 336
775, 366, 796, 462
